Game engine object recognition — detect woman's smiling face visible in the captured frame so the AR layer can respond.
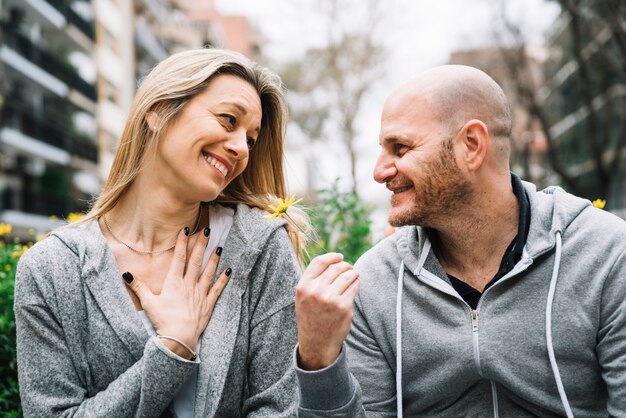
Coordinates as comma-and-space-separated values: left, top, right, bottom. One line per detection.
149, 74, 262, 202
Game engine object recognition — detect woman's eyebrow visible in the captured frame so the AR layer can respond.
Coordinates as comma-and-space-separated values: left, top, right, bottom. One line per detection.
219, 101, 248, 115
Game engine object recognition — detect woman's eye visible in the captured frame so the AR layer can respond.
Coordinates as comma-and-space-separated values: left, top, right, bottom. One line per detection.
222, 114, 236, 126
247, 137, 257, 150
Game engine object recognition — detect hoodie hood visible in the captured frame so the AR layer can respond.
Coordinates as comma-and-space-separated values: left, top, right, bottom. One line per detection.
522, 182, 590, 259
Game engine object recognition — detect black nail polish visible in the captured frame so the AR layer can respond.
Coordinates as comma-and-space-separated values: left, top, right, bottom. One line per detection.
204, 227, 210, 237
216, 246, 222, 256
225, 267, 232, 277
184, 227, 190, 236
122, 272, 134, 284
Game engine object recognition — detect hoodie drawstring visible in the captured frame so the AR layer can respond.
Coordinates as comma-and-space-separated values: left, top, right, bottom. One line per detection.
396, 261, 405, 417
545, 231, 574, 418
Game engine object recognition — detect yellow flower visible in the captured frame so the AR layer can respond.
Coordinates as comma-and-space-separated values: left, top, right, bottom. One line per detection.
0, 223, 12, 236
5, 264, 11, 271
592, 199, 606, 209
67, 212, 85, 223
11, 245, 30, 259
266, 195, 303, 219
49, 215, 58, 221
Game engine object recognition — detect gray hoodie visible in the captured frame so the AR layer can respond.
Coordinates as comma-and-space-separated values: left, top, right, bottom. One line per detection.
297, 182, 626, 417
15, 204, 301, 417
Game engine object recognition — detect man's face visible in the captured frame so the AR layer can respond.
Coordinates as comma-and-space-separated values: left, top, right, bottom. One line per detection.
374, 94, 471, 227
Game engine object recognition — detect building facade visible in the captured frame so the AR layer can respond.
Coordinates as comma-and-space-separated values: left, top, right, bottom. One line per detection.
0, 0, 99, 234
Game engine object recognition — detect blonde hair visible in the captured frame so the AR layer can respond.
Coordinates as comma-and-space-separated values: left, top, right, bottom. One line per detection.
80, 49, 309, 259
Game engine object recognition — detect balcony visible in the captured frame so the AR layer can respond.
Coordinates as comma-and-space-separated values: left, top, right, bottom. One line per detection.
2, 25, 96, 100
71, 137, 98, 162
45, 0, 95, 40
1, 103, 98, 163
2, 184, 89, 218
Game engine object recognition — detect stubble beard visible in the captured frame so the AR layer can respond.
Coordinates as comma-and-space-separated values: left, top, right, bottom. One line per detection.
388, 143, 472, 228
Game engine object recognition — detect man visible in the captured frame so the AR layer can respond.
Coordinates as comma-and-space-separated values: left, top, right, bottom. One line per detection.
294, 65, 626, 416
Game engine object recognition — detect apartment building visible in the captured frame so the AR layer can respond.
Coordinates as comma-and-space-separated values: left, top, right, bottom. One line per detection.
0, 0, 99, 234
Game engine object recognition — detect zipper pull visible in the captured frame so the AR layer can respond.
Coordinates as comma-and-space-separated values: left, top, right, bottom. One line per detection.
471, 310, 478, 332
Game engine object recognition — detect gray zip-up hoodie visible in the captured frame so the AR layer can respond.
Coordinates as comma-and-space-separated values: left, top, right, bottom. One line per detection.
15, 204, 301, 417
297, 182, 626, 417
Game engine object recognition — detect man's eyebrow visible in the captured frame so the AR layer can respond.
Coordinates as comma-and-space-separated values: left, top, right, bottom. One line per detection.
380, 134, 403, 145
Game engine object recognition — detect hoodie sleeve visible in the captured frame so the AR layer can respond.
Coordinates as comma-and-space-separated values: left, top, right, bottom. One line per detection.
295, 288, 397, 417
296, 345, 364, 417
14, 239, 198, 418
597, 248, 626, 415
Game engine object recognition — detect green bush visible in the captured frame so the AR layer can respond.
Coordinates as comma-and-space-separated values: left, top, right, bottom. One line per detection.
0, 237, 24, 417
306, 181, 373, 265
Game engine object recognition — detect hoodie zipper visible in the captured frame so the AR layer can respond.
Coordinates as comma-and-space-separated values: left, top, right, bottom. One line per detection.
412, 238, 535, 418
471, 310, 500, 418
470, 310, 483, 376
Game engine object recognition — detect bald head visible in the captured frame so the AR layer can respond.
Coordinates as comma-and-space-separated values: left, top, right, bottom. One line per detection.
388, 65, 512, 159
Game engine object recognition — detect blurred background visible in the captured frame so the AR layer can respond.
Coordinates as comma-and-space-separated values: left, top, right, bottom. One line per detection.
0, 1, 625, 413
0, 0, 624, 239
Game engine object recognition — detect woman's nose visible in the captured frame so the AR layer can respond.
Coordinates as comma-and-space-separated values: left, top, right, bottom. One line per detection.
224, 129, 249, 160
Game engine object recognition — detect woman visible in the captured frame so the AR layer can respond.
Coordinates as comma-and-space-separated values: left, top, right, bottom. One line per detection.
15, 49, 306, 417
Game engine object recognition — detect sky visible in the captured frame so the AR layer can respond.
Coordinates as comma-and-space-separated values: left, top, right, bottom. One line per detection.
215, 0, 561, 237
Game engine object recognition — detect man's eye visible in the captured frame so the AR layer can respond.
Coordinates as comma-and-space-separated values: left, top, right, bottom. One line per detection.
247, 137, 257, 150
394, 143, 406, 154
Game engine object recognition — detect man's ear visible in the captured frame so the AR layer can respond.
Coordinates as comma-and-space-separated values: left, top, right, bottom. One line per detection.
145, 111, 161, 131
459, 119, 489, 173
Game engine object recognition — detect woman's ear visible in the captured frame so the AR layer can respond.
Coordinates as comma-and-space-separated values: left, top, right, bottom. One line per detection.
146, 111, 161, 131
459, 119, 489, 173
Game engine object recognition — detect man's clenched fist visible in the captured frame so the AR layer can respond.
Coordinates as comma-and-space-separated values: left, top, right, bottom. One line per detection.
295, 253, 360, 370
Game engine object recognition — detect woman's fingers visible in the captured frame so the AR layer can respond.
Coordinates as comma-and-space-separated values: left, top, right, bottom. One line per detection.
122, 271, 153, 305
184, 227, 211, 278
205, 267, 232, 315
166, 228, 190, 278
198, 246, 222, 294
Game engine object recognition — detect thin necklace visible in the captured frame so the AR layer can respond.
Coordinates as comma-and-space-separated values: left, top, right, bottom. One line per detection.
102, 205, 203, 255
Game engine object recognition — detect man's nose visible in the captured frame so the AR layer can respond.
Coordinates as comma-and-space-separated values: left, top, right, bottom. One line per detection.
373, 153, 396, 184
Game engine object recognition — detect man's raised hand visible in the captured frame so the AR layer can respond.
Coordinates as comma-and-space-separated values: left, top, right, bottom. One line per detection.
295, 253, 360, 370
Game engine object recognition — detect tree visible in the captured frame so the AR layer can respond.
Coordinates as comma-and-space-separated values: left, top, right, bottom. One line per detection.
280, 0, 386, 194
494, 0, 626, 205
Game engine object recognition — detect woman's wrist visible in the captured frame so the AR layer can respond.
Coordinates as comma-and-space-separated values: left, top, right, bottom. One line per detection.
157, 335, 197, 360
